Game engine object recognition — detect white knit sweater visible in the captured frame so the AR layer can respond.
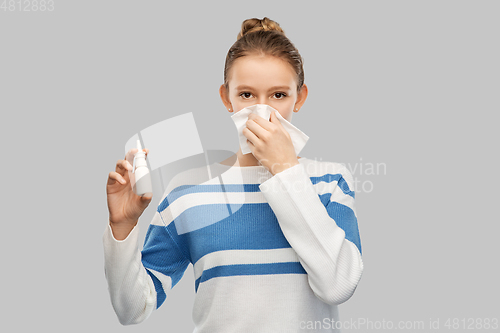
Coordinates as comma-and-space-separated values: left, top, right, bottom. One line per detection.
103, 157, 363, 332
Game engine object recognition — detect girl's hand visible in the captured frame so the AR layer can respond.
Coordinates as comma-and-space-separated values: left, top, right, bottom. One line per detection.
106, 148, 152, 239
243, 111, 299, 175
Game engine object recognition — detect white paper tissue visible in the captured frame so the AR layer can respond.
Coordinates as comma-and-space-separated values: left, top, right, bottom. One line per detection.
230, 104, 309, 155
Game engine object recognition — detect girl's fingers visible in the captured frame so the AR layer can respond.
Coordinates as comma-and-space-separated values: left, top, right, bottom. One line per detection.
116, 159, 132, 173
108, 171, 126, 185
243, 127, 259, 144
125, 148, 138, 164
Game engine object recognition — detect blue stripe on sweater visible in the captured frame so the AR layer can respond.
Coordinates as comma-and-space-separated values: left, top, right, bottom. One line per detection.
141, 224, 190, 308
157, 173, 355, 237
160, 196, 361, 263
320, 193, 362, 255
145, 270, 166, 309
163, 203, 295, 264
157, 173, 355, 214
157, 184, 255, 213
194, 262, 306, 292
170, 203, 237, 235
310, 174, 355, 198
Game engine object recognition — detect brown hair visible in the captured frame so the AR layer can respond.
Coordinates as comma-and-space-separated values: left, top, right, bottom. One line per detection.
223, 17, 305, 93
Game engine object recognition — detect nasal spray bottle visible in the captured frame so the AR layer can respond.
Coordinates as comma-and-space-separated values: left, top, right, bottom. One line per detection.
132, 140, 153, 197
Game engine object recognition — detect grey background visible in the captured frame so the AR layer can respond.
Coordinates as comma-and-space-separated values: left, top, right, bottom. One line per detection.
1, 0, 498, 332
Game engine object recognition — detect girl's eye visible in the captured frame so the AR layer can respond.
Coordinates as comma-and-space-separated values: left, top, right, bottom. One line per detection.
240, 92, 253, 99
274, 92, 287, 99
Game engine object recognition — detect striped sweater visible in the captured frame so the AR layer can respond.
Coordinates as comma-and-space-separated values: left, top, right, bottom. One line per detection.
103, 157, 363, 332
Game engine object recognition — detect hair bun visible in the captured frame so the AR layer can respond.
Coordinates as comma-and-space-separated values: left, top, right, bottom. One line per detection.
237, 17, 285, 40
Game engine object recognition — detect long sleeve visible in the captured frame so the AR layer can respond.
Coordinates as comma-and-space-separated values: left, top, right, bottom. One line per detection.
102, 210, 190, 325
102, 222, 157, 325
258, 162, 363, 306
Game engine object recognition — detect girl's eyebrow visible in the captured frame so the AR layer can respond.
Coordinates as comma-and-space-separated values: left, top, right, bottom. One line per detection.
235, 85, 292, 91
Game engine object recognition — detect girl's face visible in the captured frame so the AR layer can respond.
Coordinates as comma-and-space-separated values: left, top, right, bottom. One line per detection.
221, 54, 307, 122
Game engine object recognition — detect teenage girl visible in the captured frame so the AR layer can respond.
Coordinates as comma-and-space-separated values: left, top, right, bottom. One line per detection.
105, 17, 363, 332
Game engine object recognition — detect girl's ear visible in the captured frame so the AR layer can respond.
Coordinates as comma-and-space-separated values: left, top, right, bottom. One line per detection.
294, 84, 309, 111
219, 85, 233, 112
